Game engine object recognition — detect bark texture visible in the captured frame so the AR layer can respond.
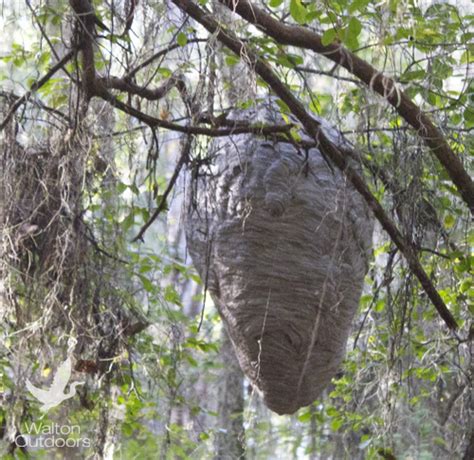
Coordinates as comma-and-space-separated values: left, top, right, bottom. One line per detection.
186, 102, 373, 414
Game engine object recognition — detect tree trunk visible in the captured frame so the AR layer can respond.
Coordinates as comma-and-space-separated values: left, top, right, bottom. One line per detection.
215, 329, 245, 460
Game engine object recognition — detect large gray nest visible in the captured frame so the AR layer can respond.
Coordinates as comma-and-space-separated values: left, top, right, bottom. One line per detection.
185, 102, 373, 414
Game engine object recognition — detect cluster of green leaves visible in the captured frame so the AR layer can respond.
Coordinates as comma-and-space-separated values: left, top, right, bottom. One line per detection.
0, 0, 472, 458
270, 0, 369, 49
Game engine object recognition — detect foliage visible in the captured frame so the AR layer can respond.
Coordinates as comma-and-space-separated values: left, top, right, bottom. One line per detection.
0, 0, 472, 459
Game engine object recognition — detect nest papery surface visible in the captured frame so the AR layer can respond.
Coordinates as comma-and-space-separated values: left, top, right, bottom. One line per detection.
186, 104, 373, 414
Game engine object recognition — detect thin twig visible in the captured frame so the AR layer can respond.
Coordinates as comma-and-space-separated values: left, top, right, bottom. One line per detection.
294, 66, 360, 84
0, 50, 75, 131
0, 90, 71, 124
132, 136, 192, 242
126, 38, 208, 79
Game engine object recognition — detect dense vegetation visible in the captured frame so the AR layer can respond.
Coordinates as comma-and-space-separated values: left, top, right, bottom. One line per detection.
0, 0, 472, 458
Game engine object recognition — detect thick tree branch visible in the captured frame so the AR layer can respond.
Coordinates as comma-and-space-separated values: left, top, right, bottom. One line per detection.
98, 74, 181, 100
69, 1, 290, 137
123, 0, 138, 36
70, 0, 97, 98
171, 0, 458, 330
218, 0, 474, 215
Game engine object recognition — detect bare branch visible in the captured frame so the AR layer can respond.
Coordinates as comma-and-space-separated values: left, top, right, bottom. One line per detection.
294, 66, 360, 84
98, 74, 180, 100
0, 90, 71, 124
123, 0, 138, 36
125, 38, 208, 79
95, 84, 293, 136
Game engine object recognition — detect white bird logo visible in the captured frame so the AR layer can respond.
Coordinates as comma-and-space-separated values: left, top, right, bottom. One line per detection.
26, 357, 84, 413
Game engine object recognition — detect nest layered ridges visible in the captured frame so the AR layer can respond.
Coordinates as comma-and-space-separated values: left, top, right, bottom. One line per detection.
211, 205, 367, 414
186, 121, 373, 413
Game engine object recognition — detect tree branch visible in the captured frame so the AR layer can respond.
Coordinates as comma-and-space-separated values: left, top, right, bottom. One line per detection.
98, 74, 181, 100
132, 136, 192, 242
125, 38, 208, 79
0, 90, 71, 124
0, 50, 75, 131
94, 83, 293, 136
70, 0, 97, 98
122, 0, 138, 36
69, 1, 290, 137
171, 0, 458, 330
218, 0, 474, 215
294, 66, 360, 84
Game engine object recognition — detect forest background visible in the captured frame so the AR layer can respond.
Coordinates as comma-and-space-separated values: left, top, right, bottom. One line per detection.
0, 0, 472, 458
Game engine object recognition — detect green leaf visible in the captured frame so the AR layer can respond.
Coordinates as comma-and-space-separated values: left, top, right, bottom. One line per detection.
321, 28, 337, 46
402, 69, 426, 81
349, 17, 362, 35
130, 183, 140, 195
345, 17, 362, 49
432, 58, 453, 79
290, 0, 307, 25
158, 68, 172, 78
37, 50, 51, 68
269, 0, 284, 7
190, 273, 202, 284
459, 279, 472, 294
121, 212, 135, 231
116, 182, 128, 194
444, 214, 455, 229
276, 52, 303, 68
374, 299, 385, 313
331, 418, 343, 431
464, 107, 474, 126
164, 285, 182, 306
177, 32, 188, 47
139, 275, 154, 293
349, 0, 370, 13
50, 93, 68, 108
122, 422, 134, 437
298, 410, 312, 422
